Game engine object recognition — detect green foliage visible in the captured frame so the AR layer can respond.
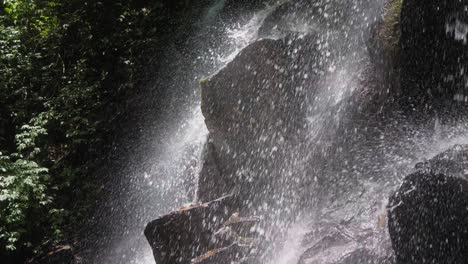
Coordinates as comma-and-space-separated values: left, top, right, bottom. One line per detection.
0, 0, 163, 260
0, 109, 60, 254
16, 112, 51, 158
0, 154, 62, 253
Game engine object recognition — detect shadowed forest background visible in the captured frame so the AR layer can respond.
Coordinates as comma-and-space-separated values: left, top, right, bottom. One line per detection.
0, 0, 213, 262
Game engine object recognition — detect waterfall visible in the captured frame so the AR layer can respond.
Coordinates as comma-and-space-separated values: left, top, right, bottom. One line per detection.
95, 3, 282, 263
102, 1, 468, 263
258, 1, 467, 263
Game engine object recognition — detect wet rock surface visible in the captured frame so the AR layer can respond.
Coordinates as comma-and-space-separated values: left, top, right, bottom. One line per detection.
294, 181, 395, 264
144, 196, 264, 264
388, 145, 468, 264
296, 145, 468, 264
198, 33, 329, 207
298, 224, 390, 264
144, 0, 468, 263
144, 196, 235, 264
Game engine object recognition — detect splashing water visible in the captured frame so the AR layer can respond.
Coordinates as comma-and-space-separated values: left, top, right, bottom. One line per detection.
271, 222, 310, 264
112, 1, 468, 263
249, 1, 468, 263
273, 120, 468, 263
219, 3, 282, 63
117, 4, 283, 264
447, 17, 468, 45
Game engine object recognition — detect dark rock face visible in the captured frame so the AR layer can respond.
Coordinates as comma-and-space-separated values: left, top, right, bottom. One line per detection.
296, 207, 394, 264
298, 228, 380, 264
144, 196, 263, 264
399, 0, 467, 112
199, 34, 331, 208
144, 196, 235, 264
388, 145, 468, 264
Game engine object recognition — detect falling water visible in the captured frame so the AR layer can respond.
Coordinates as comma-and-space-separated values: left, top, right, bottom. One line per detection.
97, 3, 282, 263
103, 1, 468, 263
259, 1, 468, 263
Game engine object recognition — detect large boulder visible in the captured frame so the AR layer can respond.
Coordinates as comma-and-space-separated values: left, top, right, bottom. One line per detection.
388, 145, 468, 263
144, 195, 264, 264
144, 196, 235, 264
198, 33, 332, 209
196, 2, 400, 259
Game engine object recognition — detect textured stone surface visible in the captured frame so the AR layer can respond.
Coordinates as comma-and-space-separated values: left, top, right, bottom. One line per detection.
144, 195, 263, 264
388, 145, 468, 263
144, 196, 235, 264
297, 217, 393, 264
198, 34, 329, 209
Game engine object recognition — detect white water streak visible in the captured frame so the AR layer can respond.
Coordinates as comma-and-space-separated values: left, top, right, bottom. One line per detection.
219, 2, 286, 64
272, 222, 309, 264
137, 5, 279, 264
447, 18, 468, 45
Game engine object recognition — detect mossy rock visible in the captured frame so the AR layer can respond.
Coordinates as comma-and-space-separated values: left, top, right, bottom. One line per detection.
380, 0, 403, 55
199, 78, 210, 88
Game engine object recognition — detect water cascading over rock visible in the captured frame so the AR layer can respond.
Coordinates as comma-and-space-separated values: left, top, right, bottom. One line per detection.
144, 0, 468, 263
199, 34, 323, 207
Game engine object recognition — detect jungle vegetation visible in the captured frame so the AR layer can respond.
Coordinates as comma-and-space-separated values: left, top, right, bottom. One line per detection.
0, 0, 178, 261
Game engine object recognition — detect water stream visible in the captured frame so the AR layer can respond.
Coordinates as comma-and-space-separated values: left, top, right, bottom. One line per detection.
104, 1, 468, 263
106, 3, 281, 263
